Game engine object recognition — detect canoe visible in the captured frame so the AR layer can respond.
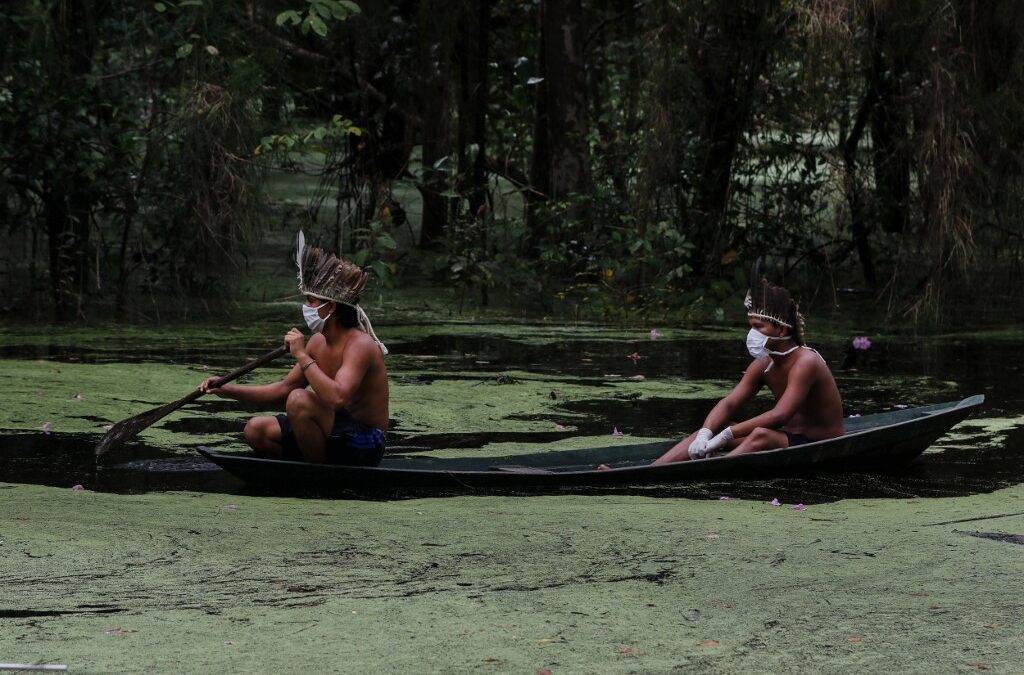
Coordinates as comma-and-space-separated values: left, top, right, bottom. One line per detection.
198, 395, 984, 492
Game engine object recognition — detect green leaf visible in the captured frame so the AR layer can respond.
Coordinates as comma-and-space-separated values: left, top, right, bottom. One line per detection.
339, 1, 361, 14
276, 10, 301, 26
175, 43, 193, 59
205, 45, 219, 56
179, 0, 203, 6
308, 15, 328, 36
312, 2, 333, 19
345, 125, 362, 136
153, 2, 167, 12
377, 234, 397, 250
328, 2, 348, 20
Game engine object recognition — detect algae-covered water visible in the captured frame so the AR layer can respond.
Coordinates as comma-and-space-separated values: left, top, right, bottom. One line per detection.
1, 312, 1023, 672
0, 318, 1021, 501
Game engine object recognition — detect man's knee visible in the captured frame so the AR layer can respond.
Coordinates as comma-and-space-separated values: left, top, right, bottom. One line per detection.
244, 416, 267, 441
244, 416, 278, 449
285, 388, 314, 417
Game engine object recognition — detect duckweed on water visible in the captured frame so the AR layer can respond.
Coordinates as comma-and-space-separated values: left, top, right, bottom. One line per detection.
1, 483, 1022, 672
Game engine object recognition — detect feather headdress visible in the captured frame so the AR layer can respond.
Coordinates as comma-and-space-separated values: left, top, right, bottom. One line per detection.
296, 231, 388, 355
744, 259, 805, 344
297, 231, 368, 304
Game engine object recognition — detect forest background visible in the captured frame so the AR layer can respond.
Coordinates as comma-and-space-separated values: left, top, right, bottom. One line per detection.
2, 0, 1022, 324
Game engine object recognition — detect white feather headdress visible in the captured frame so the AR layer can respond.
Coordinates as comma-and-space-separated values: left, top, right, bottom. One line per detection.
296, 231, 388, 355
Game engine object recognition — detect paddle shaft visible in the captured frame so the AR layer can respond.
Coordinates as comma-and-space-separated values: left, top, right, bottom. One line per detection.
176, 343, 290, 407
95, 343, 289, 456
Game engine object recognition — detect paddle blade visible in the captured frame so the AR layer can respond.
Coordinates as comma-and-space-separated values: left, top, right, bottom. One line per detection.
95, 344, 289, 458
94, 397, 194, 457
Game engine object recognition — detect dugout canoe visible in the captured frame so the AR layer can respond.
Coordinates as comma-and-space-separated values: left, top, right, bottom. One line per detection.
198, 395, 984, 492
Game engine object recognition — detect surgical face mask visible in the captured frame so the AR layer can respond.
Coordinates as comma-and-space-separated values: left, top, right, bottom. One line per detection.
303, 302, 333, 333
746, 327, 793, 359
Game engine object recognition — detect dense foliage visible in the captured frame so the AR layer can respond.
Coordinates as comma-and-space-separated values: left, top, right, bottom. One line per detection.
1, 0, 1022, 320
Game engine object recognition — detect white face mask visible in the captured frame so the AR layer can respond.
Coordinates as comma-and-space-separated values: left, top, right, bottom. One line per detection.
302, 302, 333, 333
746, 327, 793, 359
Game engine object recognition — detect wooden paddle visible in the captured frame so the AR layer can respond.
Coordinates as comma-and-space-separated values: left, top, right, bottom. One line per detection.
95, 344, 289, 457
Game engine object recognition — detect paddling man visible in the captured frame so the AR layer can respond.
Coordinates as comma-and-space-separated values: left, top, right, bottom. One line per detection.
653, 263, 844, 464
200, 233, 389, 465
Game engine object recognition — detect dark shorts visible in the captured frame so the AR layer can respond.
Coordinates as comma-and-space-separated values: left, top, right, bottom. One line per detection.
784, 431, 815, 448
276, 411, 385, 466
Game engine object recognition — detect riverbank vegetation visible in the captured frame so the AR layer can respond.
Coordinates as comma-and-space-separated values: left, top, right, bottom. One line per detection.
2, 0, 1023, 322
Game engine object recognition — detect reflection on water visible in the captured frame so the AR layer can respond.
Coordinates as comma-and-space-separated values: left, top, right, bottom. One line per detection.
0, 331, 1021, 500
1, 423, 1020, 503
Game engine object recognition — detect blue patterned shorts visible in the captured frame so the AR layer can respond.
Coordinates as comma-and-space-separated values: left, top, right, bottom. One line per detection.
276, 410, 385, 466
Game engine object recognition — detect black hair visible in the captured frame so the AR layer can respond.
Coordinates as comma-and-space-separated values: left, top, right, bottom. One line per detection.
333, 301, 359, 328
748, 259, 805, 346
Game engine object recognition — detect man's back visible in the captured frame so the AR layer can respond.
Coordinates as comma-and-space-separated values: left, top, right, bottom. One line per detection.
760, 347, 844, 440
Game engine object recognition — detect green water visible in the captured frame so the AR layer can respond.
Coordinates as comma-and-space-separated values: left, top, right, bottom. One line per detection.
1, 308, 1022, 672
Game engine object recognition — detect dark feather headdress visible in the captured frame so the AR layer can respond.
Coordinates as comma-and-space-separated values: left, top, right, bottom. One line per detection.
744, 259, 805, 343
296, 231, 387, 354
297, 231, 368, 305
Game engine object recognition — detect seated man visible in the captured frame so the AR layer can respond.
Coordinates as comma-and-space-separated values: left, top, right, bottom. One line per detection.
200, 232, 389, 465
654, 263, 844, 464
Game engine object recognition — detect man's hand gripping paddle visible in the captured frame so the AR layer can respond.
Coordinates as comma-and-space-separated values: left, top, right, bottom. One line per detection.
94, 344, 289, 458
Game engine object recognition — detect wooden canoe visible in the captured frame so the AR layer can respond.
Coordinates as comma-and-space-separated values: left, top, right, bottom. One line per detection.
198, 395, 984, 492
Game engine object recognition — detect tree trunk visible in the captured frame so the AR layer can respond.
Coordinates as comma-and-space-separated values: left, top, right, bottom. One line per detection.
455, 0, 490, 217
527, 0, 588, 255
688, 1, 786, 274
841, 86, 878, 288
416, 0, 454, 247
42, 0, 104, 319
868, 18, 911, 234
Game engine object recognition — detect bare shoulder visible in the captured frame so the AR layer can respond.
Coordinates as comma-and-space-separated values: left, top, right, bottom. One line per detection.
306, 332, 327, 355
791, 348, 829, 377
343, 330, 382, 361
743, 358, 768, 378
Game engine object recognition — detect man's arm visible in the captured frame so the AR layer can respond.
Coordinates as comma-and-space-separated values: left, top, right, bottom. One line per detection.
199, 334, 323, 406
700, 361, 765, 432
201, 363, 307, 407
652, 362, 765, 464
726, 358, 816, 438
301, 340, 373, 410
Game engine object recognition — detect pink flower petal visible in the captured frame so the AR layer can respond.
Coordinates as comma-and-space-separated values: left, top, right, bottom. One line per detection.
554, 424, 567, 431
611, 427, 624, 437
718, 496, 733, 501
71, 484, 84, 491
649, 329, 660, 340
628, 352, 641, 365
770, 498, 781, 506
42, 422, 51, 435
793, 503, 806, 511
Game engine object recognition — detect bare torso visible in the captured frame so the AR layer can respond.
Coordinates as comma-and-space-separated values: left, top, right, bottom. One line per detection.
307, 330, 389, 431
760, 347, 844, 439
